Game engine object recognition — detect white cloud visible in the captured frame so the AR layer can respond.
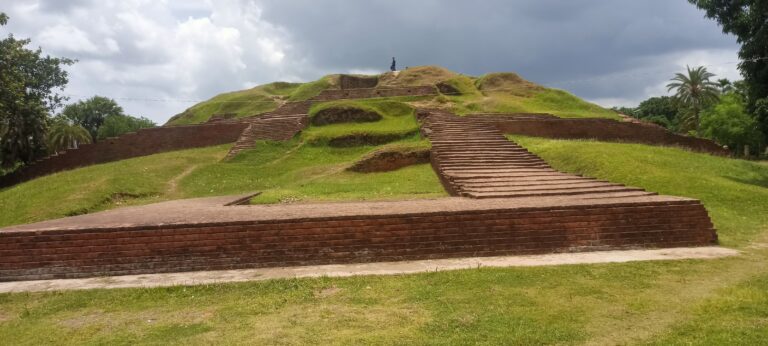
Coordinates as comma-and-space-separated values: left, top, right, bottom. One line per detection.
4, 0, 303, 123
37, 24, 99, 54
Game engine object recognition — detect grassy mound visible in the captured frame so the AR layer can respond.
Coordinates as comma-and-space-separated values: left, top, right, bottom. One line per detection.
167, 77, 336, 125
378, 65, 458, 87
166, 66, 618, 126
305, 99, 419, 145
166, 82, 296, 125
475, 72, 545, 96
3, 138, 768, 344
0, 138, 443, 228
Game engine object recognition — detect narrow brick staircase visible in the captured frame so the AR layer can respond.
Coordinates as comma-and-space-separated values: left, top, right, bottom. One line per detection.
420, 109, 655, 199
223, 102, 311, 160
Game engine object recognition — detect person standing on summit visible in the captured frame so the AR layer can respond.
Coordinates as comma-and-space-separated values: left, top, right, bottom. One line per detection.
390, 57, 396, 72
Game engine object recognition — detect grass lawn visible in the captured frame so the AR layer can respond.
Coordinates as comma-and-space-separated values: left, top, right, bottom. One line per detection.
512, 136, 768, 247
0, 140, 444, 228
1, 138, 768, 344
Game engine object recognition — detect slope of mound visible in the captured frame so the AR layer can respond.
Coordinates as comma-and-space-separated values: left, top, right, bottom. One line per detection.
304, 100, 419, 145
476, 72, 545, 96
513, 136, 768, 246
167, 77, 337, 126
0, 136, 444, 228
166, 82, 296, 125
378, 65, 458, 87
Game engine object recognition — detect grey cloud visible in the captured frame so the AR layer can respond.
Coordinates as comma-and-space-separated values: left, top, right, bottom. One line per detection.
1, 0, 740, 122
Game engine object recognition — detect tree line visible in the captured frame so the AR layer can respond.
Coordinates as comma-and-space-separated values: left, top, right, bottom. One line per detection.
0, 13, 155, 173
613, 67, 764, 156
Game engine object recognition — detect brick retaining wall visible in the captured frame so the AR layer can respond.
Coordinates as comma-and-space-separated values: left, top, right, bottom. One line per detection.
311, 85, 437, 101
0, 199, 715, 281
469, 116, 728, 155
0, 122, 248, 188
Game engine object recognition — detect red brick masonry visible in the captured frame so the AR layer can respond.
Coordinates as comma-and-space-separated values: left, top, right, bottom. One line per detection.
466, 115, 728, 155
0, 194, 716, 281
0, 122, 248, 188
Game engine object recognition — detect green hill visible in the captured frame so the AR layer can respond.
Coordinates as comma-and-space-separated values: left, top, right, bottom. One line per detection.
165, 66, 618, 125
3, 66, 768, 344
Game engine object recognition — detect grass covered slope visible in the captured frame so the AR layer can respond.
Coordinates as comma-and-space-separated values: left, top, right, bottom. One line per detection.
512, 136, 768, 246
165, 66, 618, 126
2, 138, 768, 343
166, 76, 336, 125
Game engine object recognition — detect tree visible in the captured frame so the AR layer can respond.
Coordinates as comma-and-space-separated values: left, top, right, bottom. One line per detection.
61, 96, 125, 141
688, 0, 768, 137
717, 78, 733, 93
701, 93, 763, 155
97, 114, 156, 139
0, 13, 73, 168
46, 119, 92, 153
636, 96, 679, 121
666, 66, 720, 133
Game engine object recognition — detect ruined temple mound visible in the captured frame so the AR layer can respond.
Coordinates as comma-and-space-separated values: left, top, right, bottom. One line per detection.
348, 147, 430, 172
476, 72, 545, 96
310, 106, 382, 126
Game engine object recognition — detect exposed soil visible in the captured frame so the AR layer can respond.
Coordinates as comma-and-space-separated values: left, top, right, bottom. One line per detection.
339, 75, 379, 90
348, 148, 430, 172
328, 131, 418, 147
436, 81, 461, 95
311, 107, 382, 126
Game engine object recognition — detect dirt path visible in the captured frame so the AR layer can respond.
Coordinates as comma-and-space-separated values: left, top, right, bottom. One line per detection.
0, 247, 738, 293
165, 165, 198, 196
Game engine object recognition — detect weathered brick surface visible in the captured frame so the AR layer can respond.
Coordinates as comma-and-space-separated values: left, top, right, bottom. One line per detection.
467, 116, 728, 155
339, 75, 379, 89
0, 200, 716, 281
311, 86, 437, 101
0, 122, 248, 187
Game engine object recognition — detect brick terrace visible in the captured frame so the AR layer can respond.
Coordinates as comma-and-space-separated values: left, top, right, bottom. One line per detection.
0, 193, 716, 281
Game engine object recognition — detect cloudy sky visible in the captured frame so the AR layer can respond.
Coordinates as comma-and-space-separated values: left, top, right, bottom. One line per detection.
1, 0, 740, 124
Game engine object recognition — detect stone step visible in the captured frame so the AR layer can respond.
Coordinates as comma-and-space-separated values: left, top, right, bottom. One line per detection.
465, 186, 645, 199
464, 182, 623, 192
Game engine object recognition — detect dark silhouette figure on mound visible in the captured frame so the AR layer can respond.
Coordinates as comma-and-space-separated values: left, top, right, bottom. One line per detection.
390, 57, 396, 72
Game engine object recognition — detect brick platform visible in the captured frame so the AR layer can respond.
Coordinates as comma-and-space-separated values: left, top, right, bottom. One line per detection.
0, 194, 716, 281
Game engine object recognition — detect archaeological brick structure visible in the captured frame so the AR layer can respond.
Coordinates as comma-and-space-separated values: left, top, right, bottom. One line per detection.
0, 195, 716, 281
0, 122, 248, 188
464, 114, 728, 155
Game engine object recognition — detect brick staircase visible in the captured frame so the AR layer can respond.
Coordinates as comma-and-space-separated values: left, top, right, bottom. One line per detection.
420, 109, 657, 199
223, 102, 311, 160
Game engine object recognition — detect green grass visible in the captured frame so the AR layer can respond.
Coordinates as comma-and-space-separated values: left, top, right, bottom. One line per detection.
0, 146, 228, 227
512, 136, 768, 246
2, 138, 768, 344
182, 136, 445, 204
444, 88, 620, 119
304, 99, 420, 144
167, 76, 335, 125
287, 76, 334, 101
167, 84, 291, 126
0, 137, 444, 228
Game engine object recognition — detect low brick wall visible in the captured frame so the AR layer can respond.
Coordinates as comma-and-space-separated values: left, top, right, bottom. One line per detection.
471, 116, 728, 155
312, 86, 437, 101
339, 75, 379, 89
0, 122, 248, 188
0, 200, 716, 281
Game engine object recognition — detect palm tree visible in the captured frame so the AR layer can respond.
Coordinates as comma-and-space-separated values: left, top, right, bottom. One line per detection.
667, 66, 720, 133
47, 122, 92, 154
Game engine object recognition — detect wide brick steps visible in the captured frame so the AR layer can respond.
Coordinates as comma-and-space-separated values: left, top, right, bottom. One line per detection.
419, 109, 658, 199
224, 111, 309, 160
0, 195, 717, 281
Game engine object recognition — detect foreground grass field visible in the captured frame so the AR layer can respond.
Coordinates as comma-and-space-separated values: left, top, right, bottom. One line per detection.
1, 138, 767, 344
